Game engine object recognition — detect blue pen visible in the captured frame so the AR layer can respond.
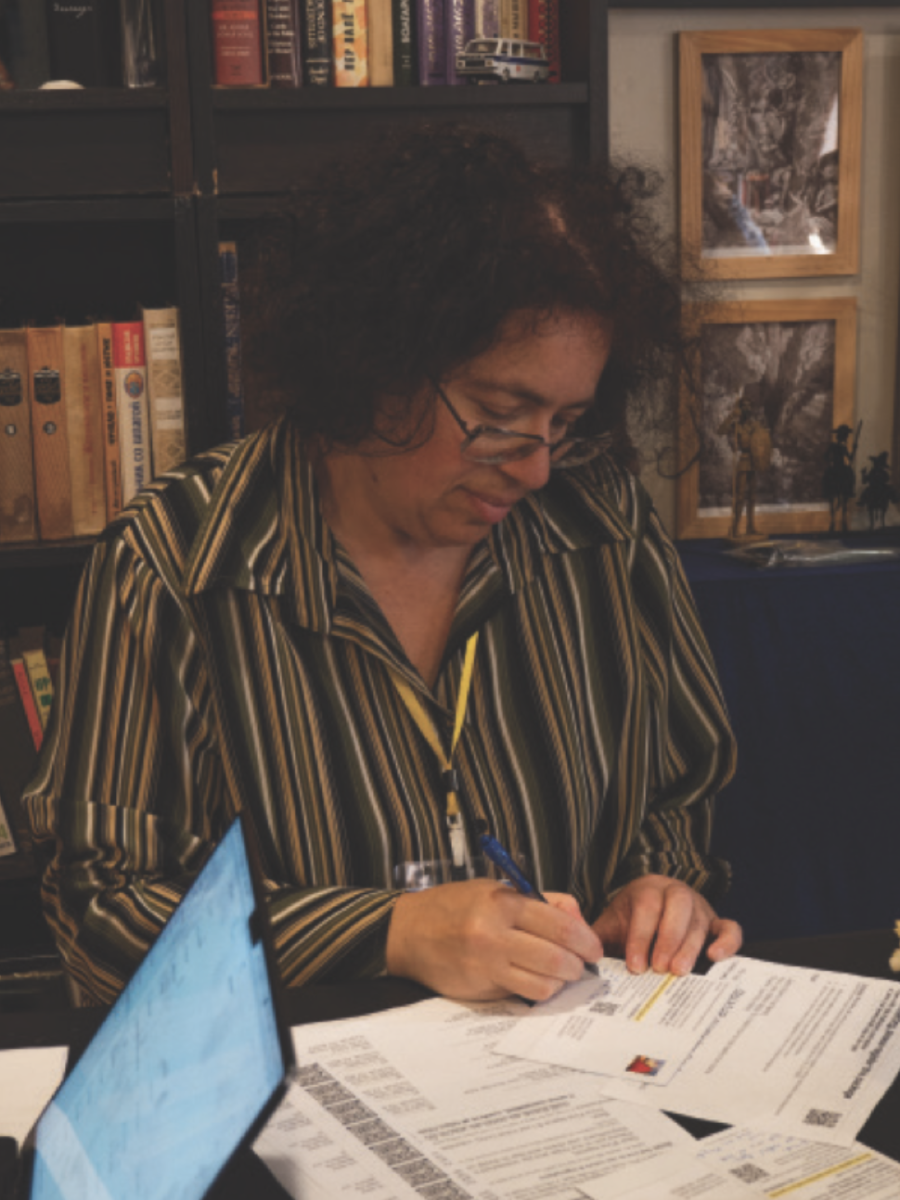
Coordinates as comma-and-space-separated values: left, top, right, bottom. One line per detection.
478, 832, 599, 975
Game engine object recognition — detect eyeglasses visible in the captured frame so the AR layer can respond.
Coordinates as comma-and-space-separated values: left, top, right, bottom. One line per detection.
432, 380, 610, 468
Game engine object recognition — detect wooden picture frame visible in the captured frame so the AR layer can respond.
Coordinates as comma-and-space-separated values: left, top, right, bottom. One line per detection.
676, 298, 857, 539
680, 28, 863, 280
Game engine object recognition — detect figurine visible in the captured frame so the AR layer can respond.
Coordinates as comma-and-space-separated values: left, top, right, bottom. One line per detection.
717, 391, 772, 541
857, 451, 898, 529
823, 422, 861, 532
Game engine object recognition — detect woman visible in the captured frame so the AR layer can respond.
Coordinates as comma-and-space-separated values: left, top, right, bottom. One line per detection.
26, 126, 741, 1005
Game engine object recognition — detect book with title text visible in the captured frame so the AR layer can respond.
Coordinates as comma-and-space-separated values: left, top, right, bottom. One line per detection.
113, 321, 151, 504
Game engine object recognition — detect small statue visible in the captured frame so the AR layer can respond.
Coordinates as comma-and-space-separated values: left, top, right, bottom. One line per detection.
717, 391, 772, 541
857, 451, 898, 529
823, 422, 861, 532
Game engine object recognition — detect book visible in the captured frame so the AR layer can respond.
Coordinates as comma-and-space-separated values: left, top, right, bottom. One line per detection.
500, 0, 524, 39
219, 242, 245, 440
20, 627, 54, 734
445, 0, 475, 85
46, 0, 120, 87
392, 0, 415, 86
112, 320, 151, 504
210, 0, 266, 86
528, 0, 558, 83
475, 0, 499, 37
142, 306, 188, 476
8, 637, 43, 753
0, 328, 37, 544
332, 0, 367, 86
300, 0, 331, 86
264, 0, 303, 86
96, 322, 123, 522
367, 0, 393, 86
63, 324, 107, 538
119, 0, 165, 88
416, 0, 446, 85
26, 323, 74, 542
0, 791, 15, 857
2, 0, 52, 88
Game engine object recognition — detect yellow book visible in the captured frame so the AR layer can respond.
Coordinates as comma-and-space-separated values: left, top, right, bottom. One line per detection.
64, 323, 107, 537
332, 0, 368, 86
20, 627, 54, 733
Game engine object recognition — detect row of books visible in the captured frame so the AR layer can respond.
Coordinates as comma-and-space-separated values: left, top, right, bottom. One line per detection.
211, 0, 561, 88
0, 630, 58, 869
0, 0, 163, 91
0, 310, 187, 545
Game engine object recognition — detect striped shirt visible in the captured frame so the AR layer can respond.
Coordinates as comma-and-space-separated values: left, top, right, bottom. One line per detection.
25, 418, 736, 1003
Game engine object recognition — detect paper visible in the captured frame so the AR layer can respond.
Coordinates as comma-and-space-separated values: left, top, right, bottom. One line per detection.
496, 956, 900, 1145
255, 999, 691, 1200
586, 1125, 900, 1199
0, 1046, 68, 1145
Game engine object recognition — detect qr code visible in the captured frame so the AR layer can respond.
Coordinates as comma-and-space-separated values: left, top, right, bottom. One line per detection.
804, 1109, 841, 1129
590, 1001, 619, 1017
730, 1164, 769, 1185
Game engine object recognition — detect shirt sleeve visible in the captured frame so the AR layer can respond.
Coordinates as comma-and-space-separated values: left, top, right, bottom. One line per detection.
605, 492, 737, 904
24, 527, 400, 1004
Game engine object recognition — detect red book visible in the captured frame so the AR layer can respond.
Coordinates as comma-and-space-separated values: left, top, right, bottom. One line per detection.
9, 638, 43, 753
210, 1, 266, 86
528, 0, 559, 83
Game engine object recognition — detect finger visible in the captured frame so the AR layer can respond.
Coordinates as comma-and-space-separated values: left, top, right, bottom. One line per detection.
501, 961, 569, 1004
545, 891, 584, 920
623, 886, 666, 974
650, 889, 706, 975
706, 918, 744, 962
514, 897, 602, 966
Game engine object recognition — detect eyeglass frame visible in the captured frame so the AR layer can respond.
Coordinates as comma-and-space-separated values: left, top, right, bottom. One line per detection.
430, 378, 611, 468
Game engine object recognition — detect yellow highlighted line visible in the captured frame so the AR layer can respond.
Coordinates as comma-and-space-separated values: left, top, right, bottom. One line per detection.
634, 974, 677, 1022
768, 1153, 872, 1197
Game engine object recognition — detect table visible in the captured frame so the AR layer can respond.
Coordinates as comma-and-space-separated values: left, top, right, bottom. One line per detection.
679, 538, 900, 941
1, 931, 898, 1197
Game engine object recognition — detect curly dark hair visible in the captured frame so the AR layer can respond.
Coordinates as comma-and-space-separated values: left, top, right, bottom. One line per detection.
243, 124, 688, 470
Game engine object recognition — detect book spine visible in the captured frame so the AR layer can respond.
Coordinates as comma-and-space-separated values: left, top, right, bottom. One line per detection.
210, 0, 266, 86
112, 321, 151, 504
0, 793, 15, 857
142, 307, 188, 476
21, 643, 54, 734
367, 0, 394, 87
27, 324, 73, 542
475, 0, 499, 37
119, 0, 164, 88
500, 0, 524, 39
7, 0, 51, 87
96, 323, 123, 522
264, 0, 303, 86
219, 242, 246, 440
332, 0, 368, 86
63, 324, 107, 538
416, 0, 446, 85
445, 0, 475, 85
392, 0, 415, 86
46, 0, 120, 87
0, 638, 38, 864
9, 644, 43, 753
0, 329, 37, 544
530, 0, 558, 82
300, 0, 332, 85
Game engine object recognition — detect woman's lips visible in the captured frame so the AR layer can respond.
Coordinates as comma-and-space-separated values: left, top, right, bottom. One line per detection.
465, 489, 519, 523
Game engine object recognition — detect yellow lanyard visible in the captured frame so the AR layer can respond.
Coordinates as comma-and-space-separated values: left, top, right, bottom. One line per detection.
389, 632, 479, 873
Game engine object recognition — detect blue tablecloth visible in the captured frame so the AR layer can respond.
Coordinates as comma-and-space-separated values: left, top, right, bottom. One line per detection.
678, 538, 900, 940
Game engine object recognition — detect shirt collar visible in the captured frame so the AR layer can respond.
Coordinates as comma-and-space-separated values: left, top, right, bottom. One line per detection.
183, 418, 633, 636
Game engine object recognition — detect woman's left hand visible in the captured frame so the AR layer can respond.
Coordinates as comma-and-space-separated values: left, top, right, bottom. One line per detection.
592, 874, 742, 976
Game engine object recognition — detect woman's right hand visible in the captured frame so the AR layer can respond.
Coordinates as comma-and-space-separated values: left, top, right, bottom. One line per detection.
385, 878, 602, 1002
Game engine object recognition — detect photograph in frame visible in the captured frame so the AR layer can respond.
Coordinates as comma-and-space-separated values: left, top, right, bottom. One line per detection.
680, 29, 862, 280
676, 299, 857, 539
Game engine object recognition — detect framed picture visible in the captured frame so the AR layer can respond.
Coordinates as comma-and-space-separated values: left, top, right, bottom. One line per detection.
679, 29, 863, 279
676, 298, 857, 539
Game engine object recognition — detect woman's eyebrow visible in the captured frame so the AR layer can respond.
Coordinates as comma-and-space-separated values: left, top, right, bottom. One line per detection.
465, 379, 596, 411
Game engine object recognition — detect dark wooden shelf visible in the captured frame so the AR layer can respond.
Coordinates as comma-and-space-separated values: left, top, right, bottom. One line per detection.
0, 198, 181, 223
0, 88, 168, 112
0, 540, 95, 570
211, 82, 588, 111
